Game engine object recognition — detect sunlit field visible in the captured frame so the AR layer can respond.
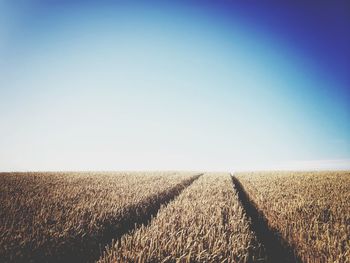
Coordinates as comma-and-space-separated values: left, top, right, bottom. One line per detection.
235, 171, 350, 263
1, 171, 349, 263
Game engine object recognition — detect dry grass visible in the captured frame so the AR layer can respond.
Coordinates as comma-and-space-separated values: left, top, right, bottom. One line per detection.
235, 171, 350, 263
0, 172, 198, 262
99, 173, 265, 263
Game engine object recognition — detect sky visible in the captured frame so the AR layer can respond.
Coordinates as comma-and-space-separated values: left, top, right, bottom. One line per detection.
0, 0, 349, 171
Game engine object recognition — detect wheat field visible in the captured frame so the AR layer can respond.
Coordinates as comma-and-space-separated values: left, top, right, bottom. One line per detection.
0, 172, 199, 262
1, 171, 349, 263
236, 171, 350, 263
99, 173, 265, 262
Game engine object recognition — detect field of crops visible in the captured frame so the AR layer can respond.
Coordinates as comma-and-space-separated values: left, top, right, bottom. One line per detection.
1, 171, 349, 263
236, 171, 350, 263
0, 172, 199, 262
100, 173, 265, 262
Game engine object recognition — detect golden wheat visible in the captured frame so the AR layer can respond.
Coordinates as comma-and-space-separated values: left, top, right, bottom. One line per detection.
235, 171, 350, 263
100, 173, 265, 263
0, 172, 198, 262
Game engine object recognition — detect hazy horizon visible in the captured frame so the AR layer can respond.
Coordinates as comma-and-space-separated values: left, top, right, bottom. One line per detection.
1, 1, 349, 171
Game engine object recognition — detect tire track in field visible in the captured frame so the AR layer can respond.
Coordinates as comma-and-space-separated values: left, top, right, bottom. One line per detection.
91, 173, 203, 263
231, 174, 302, 263
29, 174, 203, 263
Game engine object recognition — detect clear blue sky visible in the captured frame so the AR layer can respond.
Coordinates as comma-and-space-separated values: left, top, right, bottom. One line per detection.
1, 0, 349, 171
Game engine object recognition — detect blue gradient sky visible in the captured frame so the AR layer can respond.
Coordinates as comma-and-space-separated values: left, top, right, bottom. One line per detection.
1, 0, 349, 171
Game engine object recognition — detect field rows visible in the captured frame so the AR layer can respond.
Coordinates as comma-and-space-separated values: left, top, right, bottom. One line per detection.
100, 173, 265, 263
0, 172, 200, 262
1, 171, 349, 263
236, 171, 350, 263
